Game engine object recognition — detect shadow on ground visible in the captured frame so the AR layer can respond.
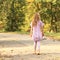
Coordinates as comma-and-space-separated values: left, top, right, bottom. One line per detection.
0, 39, 33, 47
0, 53, 60, 60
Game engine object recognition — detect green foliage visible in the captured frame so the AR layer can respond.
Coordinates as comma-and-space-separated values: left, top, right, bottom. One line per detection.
0, 0, 60, 32
34, 0, 60, 32
4, 0, 26, 31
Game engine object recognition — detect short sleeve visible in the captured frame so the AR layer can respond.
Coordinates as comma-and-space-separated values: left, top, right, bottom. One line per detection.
39, 20, 44, 27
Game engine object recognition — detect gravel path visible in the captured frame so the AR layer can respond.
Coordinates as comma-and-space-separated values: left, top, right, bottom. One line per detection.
0, 33, 60, 60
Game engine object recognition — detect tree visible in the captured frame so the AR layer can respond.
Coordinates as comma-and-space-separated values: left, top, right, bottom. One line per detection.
5, 0, 26, 31
33, 0, 60, 32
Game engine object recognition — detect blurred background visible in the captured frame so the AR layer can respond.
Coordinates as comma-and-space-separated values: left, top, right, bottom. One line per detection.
0, 0, 60, 38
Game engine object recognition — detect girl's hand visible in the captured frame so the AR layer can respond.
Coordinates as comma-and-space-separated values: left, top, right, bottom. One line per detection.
30, 33, 32, 37
42, 32, 44, 37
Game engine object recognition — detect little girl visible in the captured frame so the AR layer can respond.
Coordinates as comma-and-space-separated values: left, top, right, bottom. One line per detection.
30, 13, 44, 55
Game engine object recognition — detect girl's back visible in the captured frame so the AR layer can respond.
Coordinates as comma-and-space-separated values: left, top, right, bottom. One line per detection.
31, 20, 44, 40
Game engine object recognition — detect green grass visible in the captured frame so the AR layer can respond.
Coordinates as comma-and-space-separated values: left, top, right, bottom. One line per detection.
0, 30, 30, 34
45, 32, 60, 36
14, 31, 30, 34
45, 32, 60, 40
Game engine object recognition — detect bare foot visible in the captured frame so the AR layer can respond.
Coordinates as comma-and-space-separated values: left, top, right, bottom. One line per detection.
37, 53, 40, 55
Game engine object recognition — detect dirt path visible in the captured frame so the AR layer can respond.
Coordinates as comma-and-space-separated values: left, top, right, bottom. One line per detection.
0, 33, 60, 60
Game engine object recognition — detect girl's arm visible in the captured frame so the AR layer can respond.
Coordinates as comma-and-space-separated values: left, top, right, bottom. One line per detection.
40, 21, 44, 36
30, 22, 33, 37
41, 25, 44, 36
30, 26, 33, 37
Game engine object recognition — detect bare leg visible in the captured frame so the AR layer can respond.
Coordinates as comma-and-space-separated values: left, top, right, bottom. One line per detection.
34, 41, 37, 54
37, 41, 40, 55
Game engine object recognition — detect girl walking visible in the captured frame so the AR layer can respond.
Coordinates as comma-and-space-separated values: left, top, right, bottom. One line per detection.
30, 13, 44, 55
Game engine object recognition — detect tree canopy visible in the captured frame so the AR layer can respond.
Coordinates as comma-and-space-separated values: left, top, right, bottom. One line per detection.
0, 0, 60, 32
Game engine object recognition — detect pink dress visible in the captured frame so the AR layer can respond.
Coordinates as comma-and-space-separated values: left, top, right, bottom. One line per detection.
31, 20, 44, 42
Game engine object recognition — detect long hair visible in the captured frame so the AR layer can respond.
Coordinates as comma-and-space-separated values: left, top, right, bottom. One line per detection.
32, 13, 40, 27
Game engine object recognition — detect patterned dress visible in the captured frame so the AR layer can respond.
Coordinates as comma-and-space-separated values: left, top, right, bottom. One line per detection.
31, 20, 44, 42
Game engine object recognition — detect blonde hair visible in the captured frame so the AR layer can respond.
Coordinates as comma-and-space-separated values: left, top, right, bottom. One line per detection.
32, 13, 40, 27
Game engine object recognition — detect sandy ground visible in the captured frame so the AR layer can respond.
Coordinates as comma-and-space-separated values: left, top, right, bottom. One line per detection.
0, 33, 60, 60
